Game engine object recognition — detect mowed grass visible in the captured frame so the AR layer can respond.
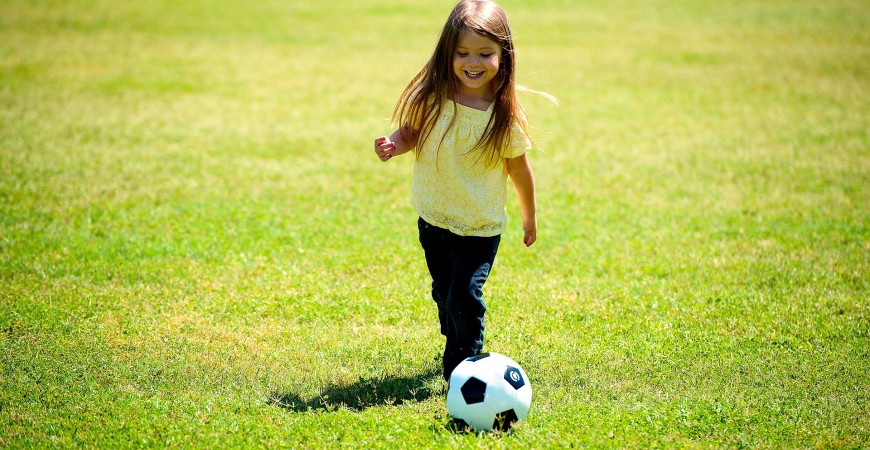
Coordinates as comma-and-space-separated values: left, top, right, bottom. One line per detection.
1, 0, 868, 447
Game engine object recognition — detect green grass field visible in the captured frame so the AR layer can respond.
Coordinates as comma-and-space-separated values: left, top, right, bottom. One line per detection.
2, 0, 868, 447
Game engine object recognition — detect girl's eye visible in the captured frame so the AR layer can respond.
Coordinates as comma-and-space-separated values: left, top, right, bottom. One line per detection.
481, 54, 493, 58
457, 52, 468, 57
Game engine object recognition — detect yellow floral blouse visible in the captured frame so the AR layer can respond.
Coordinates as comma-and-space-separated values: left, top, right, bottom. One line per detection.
412, 100, 531, 237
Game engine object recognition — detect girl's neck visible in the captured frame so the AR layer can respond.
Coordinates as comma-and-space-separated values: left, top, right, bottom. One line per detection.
452, 87, 495, 112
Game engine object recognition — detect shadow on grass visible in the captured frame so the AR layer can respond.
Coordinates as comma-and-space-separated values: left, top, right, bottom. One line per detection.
268, 367, 442, 413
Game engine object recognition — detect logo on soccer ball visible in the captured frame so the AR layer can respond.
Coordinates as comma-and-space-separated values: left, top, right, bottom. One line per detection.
504, 367, 525, 389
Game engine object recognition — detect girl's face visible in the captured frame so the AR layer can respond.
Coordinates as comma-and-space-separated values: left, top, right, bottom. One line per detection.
452, 30, 502, 97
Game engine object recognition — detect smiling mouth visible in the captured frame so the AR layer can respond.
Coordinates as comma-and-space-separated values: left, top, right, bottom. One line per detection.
464, 70, 484, 79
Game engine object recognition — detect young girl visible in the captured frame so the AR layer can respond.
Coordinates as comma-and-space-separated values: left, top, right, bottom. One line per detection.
373, 0, 539, 380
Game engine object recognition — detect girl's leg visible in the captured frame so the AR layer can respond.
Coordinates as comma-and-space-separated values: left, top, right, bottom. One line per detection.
418, 218, 452, 336
418, 218, 501, 380
443, 233, 500, 380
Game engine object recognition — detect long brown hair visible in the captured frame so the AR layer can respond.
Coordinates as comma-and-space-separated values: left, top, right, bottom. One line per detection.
392, 0, 528, 167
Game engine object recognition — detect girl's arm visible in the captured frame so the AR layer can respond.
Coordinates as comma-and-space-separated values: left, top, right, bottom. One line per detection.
506, 153, 537, 247
374, 126, 415, 162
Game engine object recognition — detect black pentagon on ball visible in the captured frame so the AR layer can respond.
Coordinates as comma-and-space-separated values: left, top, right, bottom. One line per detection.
466, 353, 491, 362
503, 366, 525, 389
460, 377, 487, 404
493, 409, 519, 431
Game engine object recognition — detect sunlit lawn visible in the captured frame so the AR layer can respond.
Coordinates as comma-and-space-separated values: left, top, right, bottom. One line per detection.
1, 0, 868, 447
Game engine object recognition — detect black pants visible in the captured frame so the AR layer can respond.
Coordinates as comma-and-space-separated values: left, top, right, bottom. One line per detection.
417, 218, 501, 380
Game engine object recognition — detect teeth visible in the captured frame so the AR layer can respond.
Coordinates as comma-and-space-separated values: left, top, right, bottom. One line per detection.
467, 71, 482, 76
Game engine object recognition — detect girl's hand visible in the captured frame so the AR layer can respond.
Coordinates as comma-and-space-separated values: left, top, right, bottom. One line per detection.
374, 136, 397, 162
523, 216, 537, 247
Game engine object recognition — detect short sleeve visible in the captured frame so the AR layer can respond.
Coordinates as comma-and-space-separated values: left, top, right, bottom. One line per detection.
505, 122, 531, 159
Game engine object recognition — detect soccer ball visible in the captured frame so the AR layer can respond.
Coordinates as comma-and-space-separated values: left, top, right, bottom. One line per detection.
446, 352, 532, 432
